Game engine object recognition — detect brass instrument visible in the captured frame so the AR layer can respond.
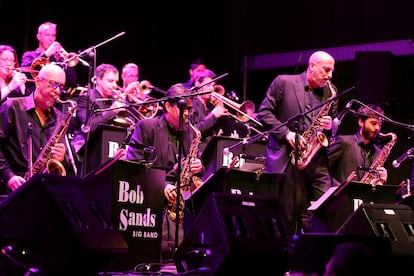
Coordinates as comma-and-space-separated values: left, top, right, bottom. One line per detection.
290, 81, 336, 170
209, 91, 263, 127
6, 66, 37, 82
359, 132, 397, 186
111, 88, 135, 127
167, 121, 202, 223
29, 46, 88, 77
126, 93, 159, 120
25, 97, 78, 180
31, 57, 50, 78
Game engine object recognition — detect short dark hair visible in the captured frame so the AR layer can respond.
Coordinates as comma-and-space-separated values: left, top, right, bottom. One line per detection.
165, 83, 191, 106
189, 58, 205, 70
357, 103, 384, 121
193, 69, 216, 84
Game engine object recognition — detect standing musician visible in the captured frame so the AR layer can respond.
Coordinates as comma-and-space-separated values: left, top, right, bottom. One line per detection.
21, 21, 78, 93
257, 50, 338, 234
0, 63, 72, 197
70, 63, 127, 175
0, 45, 29, 103
126, 83, 204, 261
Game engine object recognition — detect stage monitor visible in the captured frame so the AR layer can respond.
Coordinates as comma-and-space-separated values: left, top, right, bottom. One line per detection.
176, 193, 291, 275
0, 173, 127, 276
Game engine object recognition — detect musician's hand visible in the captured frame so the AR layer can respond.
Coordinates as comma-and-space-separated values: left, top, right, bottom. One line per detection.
110, 99, 127, 114
7, 175, 26, 191
320, 115, 332, 130
51, 142, 66, 162
44, 41, 62, 58
9, 72, 27, 91
286, 131, 306, 150
164, 183, 177, 203
377, 166, 388, 185
211, 104, 228, 118
190, 158, 203, 174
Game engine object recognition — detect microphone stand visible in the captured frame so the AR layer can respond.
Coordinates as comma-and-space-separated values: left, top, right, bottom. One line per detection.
76, 32, 125, 177
81, 54, 95, 177
190, 73, 229, 91
174, 97, 189, 252
227, 86, 356, 157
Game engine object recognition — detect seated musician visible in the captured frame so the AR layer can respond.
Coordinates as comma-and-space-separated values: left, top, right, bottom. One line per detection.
125, 83, 204, 260
70, 63, 129, 176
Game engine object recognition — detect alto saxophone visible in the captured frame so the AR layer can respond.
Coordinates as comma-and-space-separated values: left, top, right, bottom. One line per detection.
25, 97, 78, 180
167, 121, 202, 223
290, 81, 336, 169
359, 132, 397, 186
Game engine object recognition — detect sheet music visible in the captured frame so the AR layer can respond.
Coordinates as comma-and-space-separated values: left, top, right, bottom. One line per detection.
307, 186, 338, 211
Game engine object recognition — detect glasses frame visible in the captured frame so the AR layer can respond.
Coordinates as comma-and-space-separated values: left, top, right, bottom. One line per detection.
38, 76, 65, 91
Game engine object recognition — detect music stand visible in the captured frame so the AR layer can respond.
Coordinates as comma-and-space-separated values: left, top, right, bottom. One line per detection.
309, 181, 400, 233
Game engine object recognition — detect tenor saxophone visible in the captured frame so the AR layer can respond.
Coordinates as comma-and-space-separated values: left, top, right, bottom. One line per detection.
167, 121, 202, 223
25, 97, 78, 180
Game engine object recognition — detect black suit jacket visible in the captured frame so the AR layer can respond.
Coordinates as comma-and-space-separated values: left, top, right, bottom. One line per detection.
257, 72, 338, 173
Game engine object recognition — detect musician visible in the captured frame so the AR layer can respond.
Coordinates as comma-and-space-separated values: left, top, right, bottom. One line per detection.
21, 21, 78, 92
126, 83, 203, 260
0, 45, 29, 103
318, 104, 388, 187
121, 62, 140, 92
190, 69, 229, 153
257, 50, 338, 234
183, 58, 207, 89
0, 63, 72, 197
70, 63, 127, 175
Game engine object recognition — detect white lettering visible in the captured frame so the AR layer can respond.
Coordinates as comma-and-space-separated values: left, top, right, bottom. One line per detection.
108, 141, 120, 158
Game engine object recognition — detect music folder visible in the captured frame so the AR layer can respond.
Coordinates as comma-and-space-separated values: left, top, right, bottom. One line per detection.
309, 181, 399, 233
185, 167, 284, 216
200, 135, 267, 179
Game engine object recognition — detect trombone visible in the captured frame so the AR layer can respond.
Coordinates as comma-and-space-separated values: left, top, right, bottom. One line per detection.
209, 91, 263, 127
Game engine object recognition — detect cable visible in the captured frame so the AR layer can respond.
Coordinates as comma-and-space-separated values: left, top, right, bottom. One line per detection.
1, 245, 39, 275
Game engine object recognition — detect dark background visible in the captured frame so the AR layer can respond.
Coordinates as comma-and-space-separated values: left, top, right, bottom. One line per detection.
1, 0, 414, 185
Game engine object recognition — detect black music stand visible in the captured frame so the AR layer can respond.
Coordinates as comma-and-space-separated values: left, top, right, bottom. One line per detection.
185, 167, 285, 216
83, 158, 166, 272
200, 135, 267, 179
79, 124, 128, 175
309, 181, 400, 233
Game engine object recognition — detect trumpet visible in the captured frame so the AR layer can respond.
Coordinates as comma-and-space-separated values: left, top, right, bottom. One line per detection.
6, 66, 38, 82
57, 47, 90, 67
209, 91, 262, 127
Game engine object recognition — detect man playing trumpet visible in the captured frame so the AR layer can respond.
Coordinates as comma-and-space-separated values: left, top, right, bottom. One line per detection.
190, 69, 229, 153
21, 21, 78, 91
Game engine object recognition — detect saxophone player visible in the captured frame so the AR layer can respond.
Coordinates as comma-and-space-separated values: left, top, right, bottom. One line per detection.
125, 83, 204, 261
317, 104, 389, 187
0, 63, 72, 197
257, 50, 338, 235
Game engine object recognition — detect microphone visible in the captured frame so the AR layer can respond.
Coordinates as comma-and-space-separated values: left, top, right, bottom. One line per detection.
332, 100, 354, 136
392, 147, 414, 168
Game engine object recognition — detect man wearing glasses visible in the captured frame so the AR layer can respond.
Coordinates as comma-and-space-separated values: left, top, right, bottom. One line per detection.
0, 63, 72, 199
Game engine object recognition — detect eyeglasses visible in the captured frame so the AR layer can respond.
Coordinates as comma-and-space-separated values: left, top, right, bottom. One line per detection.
0, 58, 15, 64
39, 76, 65, 90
